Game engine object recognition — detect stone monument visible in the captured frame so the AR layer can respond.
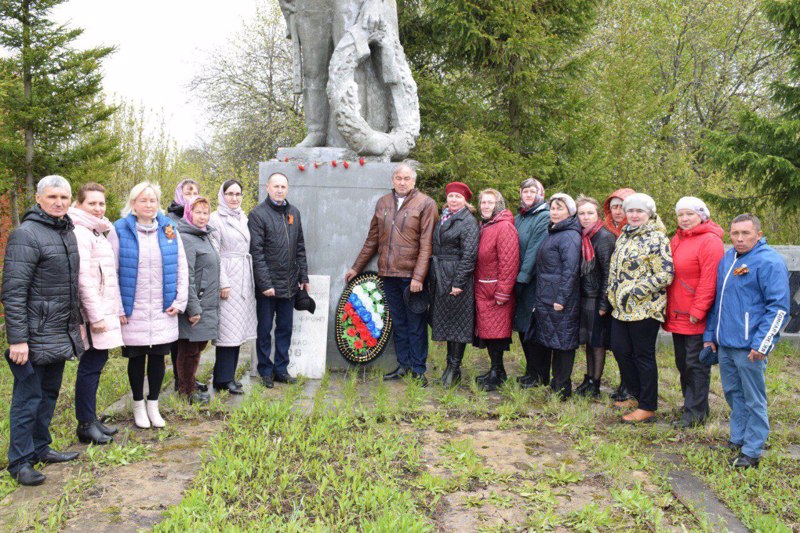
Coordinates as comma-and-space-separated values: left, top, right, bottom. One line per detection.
279, 0, 420, 162
261, 0, 423, 371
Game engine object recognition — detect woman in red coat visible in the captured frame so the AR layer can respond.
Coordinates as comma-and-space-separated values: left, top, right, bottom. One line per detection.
664, 197, 724, 428
474, 189, 520, 391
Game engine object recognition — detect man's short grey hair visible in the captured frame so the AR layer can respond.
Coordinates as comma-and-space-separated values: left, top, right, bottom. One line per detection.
731, 213, 762, 233
392, 162, 417, 181
268, 172, 289, 184
37, 175, 71, 196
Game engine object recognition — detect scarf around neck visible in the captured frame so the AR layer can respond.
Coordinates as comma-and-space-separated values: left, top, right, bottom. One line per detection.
581, 219, 605, 275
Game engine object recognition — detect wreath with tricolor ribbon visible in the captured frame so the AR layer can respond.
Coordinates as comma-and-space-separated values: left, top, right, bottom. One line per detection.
335, 272, 393, 364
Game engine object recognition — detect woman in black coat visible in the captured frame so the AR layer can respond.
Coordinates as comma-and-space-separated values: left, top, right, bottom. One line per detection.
430, 182, 480, 387
527, 193, 582, 398
574, 196, 616, 397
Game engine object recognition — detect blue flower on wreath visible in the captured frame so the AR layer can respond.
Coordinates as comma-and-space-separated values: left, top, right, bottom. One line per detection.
368, 325, 380, 338
358, 309, 372, 323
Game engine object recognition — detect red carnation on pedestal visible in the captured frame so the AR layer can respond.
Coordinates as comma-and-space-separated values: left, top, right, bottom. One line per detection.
332, 160, 338, 167
298, 164, 306, 171
359, 157, 366, 166
343, 161, 350, 169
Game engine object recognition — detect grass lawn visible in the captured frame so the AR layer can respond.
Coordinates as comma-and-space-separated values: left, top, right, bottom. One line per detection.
154, 339, 800, 532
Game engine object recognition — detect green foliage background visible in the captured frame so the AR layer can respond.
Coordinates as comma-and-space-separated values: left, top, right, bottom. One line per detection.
1, 0, 799, 243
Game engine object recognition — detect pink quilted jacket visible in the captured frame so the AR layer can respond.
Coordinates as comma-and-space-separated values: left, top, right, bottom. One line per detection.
70, 208, 124, 350
109, 221, 188, 347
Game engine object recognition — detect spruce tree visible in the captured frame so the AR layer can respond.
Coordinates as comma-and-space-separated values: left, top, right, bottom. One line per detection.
397, 0, 601, 197
704, 0, 800, 212
0, 0, 118, 223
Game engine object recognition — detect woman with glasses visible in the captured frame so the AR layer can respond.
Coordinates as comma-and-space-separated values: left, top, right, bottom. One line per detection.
209, 180, 257, 394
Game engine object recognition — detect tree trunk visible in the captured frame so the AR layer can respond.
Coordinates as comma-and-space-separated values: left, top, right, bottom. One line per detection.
9, 181, 20, 228
22, 0, 35, 203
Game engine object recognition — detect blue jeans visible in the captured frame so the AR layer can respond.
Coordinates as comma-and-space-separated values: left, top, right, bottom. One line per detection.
74, 348, 109, 423
256, 296, 294, 377
382, 277, 428, 374
718, 346, 769, 458
6, 358, 65, 474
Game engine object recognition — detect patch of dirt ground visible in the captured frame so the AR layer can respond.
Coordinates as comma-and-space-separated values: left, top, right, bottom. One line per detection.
416, 419, 617, 532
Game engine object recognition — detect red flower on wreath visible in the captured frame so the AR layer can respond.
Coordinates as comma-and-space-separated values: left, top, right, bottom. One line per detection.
354, 339, 364, 350
366, 337, 377, 348
346, 327, 357, 337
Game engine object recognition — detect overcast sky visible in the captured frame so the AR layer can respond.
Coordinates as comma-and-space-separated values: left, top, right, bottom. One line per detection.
52, 0, 260, 147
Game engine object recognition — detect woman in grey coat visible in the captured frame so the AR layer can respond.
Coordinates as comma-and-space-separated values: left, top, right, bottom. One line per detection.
209, 180, 257, 394
430, 182, 479, 387
176, 197, 220, 404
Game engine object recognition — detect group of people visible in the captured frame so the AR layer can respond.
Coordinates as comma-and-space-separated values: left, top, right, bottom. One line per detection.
1, 173, 308, 486
345, 166, 790, 470
0, 164, 791, 487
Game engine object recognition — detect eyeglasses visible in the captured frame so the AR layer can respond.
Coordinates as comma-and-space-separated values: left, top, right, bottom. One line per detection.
224, 192, 243, 198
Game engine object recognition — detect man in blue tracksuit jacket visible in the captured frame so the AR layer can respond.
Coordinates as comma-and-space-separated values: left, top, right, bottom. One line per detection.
704, 214, 790, 468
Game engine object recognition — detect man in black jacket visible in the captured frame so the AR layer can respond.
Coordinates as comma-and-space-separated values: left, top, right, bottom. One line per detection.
2, 176, 84, 486
248, 173, 309, 388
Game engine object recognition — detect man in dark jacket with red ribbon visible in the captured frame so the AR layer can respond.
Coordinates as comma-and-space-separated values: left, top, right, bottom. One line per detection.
2, 176, 84, 486
249, 172, 309, 388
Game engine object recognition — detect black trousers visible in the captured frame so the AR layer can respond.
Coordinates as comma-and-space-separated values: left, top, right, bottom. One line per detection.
610, 318, 660, 411
530, 342, 575, 395
214, 345, 241, 386
673, 333, 710, 421
74, 347, 109, 423
7, 359, 65, 474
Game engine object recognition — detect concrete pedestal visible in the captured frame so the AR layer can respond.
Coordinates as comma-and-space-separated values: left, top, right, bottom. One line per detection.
259, 150, 401, 370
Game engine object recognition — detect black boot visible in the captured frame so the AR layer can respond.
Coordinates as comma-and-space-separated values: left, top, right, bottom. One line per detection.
575, 375, 592, 396
95, 420, 118, 436
612, 383, 632, 401
441, 342, 464, 388
589, 378, 601, 398
479, 348, 507, 391
77, 421, 112, 445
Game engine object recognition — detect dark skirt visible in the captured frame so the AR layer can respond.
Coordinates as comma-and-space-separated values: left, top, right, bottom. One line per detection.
473, 337, 512, 352
121, 343, 172, 359
578, 297, 611, 349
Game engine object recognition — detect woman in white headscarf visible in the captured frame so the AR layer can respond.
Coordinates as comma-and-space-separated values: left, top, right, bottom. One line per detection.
209, 180, 258, 394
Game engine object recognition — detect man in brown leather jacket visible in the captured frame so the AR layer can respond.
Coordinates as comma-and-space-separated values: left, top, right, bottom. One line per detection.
346, 163, 438, 384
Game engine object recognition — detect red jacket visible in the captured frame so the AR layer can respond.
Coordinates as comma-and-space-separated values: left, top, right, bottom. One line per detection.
664, 221, 725, 335
474, 210, 520, 339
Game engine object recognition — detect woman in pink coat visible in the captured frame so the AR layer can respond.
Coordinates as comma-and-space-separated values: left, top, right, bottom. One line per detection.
112, 182, 188, 429
70, 183, 124, 445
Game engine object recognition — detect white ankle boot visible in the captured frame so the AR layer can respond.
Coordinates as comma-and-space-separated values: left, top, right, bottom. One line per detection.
132, 400, 150, 429
146, 399, 165, 428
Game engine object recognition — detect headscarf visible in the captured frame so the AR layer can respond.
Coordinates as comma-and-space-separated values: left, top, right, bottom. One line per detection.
218, 182, 244, 218
519, 178, 545, 214
675, 196, 710, 222
581, 219, 605, 275
183, 196, 209, 229
173, 178, 200, 207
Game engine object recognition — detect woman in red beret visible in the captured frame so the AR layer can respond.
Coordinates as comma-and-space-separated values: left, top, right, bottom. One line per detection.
430, 182, 480, 387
